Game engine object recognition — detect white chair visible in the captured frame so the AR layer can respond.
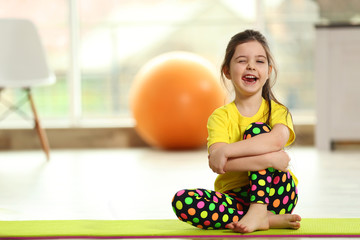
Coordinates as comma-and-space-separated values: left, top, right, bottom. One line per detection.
0, 18, 56, 160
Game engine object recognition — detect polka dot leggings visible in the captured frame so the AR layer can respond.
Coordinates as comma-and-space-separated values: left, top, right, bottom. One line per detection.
171, 122, 298, 229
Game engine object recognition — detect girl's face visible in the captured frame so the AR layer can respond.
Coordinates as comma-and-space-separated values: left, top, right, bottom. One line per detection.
224, 40, 272, 98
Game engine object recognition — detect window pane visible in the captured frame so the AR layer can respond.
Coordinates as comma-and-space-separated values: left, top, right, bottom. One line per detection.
0, 0, 70, 127
264, 0, 319, 113
78, 0, 257, 120
0, 0, 320, 127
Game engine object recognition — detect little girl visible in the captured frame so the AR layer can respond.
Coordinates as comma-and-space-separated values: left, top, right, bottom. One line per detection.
172, 30, 301, 233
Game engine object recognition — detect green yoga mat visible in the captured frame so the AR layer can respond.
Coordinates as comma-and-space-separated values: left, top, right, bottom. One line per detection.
0, 218, 359, 239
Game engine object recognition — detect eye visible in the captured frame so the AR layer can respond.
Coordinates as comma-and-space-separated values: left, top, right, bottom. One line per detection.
257, 60, 265, 63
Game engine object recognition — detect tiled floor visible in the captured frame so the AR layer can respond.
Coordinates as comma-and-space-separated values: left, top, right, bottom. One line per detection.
0, 146, 360, 239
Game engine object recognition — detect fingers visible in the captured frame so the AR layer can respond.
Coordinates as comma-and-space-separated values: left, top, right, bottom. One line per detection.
208, 159, 226, 174
210, 164, 225, 174
284, 151, 291, 171
278, 150, 291, 172
212, 164, 225, 174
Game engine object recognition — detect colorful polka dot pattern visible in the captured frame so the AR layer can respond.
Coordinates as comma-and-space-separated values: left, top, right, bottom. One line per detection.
267, 171, 298, 214
172, 122, 298, 229
172, 188, 246, 229
247, 167, 298, 212
243, 122, 271, 140
245, 122, 298, 213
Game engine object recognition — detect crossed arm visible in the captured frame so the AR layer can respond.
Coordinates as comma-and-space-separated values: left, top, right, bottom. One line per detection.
208, 124, 291, 174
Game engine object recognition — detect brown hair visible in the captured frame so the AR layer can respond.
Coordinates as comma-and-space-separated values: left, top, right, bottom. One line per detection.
220, 29, 289, 125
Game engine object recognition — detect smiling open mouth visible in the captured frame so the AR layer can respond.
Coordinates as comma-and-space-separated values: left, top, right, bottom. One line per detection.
242, 75, 258, 83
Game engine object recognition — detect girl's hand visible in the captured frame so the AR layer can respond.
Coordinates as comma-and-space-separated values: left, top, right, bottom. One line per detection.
208, 145, 228, 174
270, 150, 290, 172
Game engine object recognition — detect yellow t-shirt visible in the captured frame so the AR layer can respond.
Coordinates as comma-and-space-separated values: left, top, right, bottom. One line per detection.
207, 98, 297, 193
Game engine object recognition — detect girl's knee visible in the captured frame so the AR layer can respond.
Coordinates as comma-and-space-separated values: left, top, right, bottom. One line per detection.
244, 122, 271, 140
172, 188, 243, 229
172, 189, 202, 216
172, 190, 186, 212
172, 189, 187, 207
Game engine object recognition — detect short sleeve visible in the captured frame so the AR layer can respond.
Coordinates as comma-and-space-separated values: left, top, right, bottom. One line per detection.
207, 108, 230, 150
270, 104, 295, 147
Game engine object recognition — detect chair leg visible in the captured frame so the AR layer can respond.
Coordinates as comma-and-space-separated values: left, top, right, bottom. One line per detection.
26, 88, 50, 161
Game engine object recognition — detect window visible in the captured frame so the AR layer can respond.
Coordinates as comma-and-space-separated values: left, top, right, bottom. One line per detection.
0, 0, 319, 128
264, 0, 319, 123
0, 0, 70, 127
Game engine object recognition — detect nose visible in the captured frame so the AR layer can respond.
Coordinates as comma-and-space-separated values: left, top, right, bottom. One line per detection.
246, 62, 255, 70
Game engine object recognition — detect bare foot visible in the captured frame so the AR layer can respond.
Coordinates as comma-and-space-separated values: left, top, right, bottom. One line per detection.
268, 213, 301, 230
227, 203, 269, 233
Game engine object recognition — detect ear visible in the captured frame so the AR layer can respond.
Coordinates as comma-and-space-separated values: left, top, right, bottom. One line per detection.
223, 66, 231, 80
268, 65, 273, 75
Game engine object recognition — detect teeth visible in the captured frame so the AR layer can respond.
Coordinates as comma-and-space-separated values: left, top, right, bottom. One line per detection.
245, 75, 256, 79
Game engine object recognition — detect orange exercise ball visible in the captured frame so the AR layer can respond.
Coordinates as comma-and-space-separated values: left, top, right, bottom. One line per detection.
130, 51, 225, 150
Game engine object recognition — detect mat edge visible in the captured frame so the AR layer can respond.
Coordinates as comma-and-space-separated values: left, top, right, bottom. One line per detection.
2, 235, 360, 240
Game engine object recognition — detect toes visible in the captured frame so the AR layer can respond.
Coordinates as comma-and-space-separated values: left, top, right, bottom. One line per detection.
241, 225, 252, 233
226, 223, 235, 229
289, 214, 301, 222
292, 214, 301, 222
232, 223, 248, 233
240, 224, 251, 233
238, 225, 249, 233
290, 221, 301, 229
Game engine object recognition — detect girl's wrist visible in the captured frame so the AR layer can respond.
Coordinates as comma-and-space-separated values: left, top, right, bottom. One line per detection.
222, 143, 231, 158
267, 152, 276, 169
